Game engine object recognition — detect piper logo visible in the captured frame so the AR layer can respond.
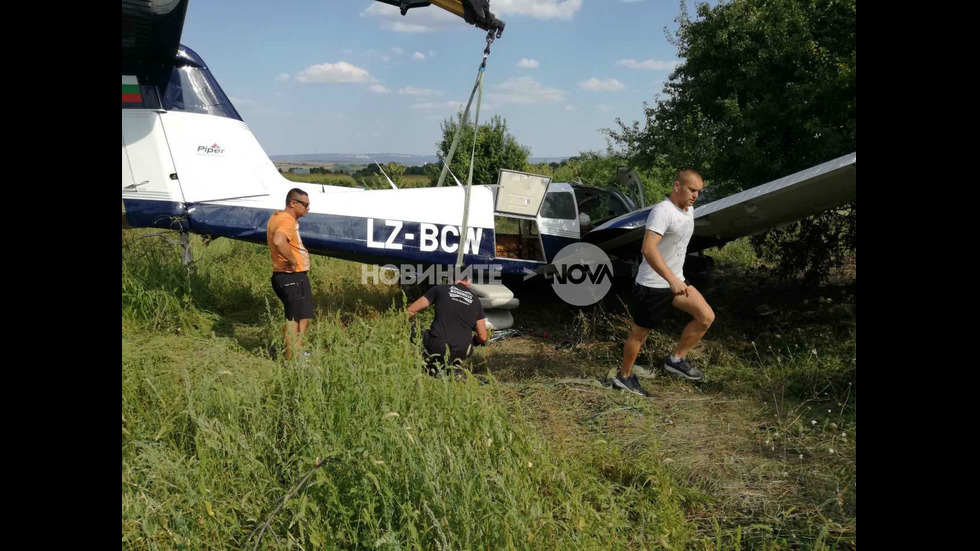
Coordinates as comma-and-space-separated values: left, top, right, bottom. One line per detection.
196, 143, 225, 156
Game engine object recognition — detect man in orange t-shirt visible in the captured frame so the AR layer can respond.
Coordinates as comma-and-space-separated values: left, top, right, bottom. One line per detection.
267, 188, 313, 360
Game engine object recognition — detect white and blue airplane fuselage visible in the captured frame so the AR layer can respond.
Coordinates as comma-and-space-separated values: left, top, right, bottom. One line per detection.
122, 46, 582, 276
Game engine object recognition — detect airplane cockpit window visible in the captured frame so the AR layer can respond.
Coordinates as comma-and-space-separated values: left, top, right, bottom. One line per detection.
573, 187, 630, 225
540, 191, 577, 220
162, 66, 243, 121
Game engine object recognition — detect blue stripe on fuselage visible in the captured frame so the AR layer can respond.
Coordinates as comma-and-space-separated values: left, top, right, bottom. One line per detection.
122, 198, 189, 230
540, 233, 577, 262
125, 199, 503, 269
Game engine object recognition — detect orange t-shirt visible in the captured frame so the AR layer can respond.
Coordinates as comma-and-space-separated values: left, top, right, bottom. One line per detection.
267, 211, 310, 273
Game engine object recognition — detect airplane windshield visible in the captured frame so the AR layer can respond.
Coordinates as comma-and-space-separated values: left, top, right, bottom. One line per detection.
162, 65, 243, 121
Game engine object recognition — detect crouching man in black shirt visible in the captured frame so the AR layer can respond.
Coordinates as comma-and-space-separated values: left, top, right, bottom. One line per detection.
407, 277, 489, 375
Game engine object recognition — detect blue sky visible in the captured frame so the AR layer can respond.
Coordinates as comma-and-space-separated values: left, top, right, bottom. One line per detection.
181, 0, 706, 158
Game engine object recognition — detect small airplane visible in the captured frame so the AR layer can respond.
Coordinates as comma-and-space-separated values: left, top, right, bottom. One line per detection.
122, 1, 856, 330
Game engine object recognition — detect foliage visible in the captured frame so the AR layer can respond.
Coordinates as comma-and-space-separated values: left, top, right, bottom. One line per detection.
283, 170, 431, 190
352, 162, 407, 189
529, 149, 676, 207
752, 205, 856, 283
434, 114, 530, 187
607, 0, 856, 281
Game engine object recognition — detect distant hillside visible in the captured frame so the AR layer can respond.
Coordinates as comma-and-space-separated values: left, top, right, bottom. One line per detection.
269, 153, 570, 166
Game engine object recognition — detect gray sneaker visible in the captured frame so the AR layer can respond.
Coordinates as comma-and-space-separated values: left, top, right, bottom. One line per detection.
612, 373, 651, 397
664, 357, 703, 381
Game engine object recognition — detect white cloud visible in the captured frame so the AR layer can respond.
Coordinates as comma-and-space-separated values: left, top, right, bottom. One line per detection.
368, 84, 391, 94
518, 58, 540, 69
399, 86, 442, 96
275, 73, 290, 82
489, 77, 566, 104
579, 78, 625, 92
391, 47, 405, 56
615, 59, 680, 70
413, 52, 426, 61
597, 104, 611, 111
494, 0, 582, 20
295, 61, 371, 84
565, 105, 575, 111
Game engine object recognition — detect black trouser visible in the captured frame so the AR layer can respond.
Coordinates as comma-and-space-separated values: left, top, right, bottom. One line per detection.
421, 329, 471, 372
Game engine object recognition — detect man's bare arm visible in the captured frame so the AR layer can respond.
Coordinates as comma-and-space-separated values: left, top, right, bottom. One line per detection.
407, 296, 430, 321
273, 231, 295, 268
474, 318, 489, 344
641, 230, 688, 296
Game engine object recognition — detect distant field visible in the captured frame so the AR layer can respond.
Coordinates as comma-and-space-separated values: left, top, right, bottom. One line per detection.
282, 172, 432, 189
122, 231, 856, 549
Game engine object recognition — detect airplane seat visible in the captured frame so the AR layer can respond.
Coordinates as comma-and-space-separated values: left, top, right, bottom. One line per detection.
579, 212, 592, 235
495, 235, 522, 258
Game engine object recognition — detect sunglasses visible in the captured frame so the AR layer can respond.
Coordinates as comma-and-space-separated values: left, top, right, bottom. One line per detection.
291, 198, 310, 208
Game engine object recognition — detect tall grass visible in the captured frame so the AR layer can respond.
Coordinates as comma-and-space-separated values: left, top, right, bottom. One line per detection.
121, 229, 695, 549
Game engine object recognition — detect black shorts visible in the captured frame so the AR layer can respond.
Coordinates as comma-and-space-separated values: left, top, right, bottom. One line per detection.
629, 281, 686, 330
271, 272, 314, 321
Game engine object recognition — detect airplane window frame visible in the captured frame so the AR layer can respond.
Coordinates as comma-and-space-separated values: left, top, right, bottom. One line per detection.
162, 65, 243, 121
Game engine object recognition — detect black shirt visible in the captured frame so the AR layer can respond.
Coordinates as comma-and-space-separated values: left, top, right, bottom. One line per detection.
422, 283, 486, 357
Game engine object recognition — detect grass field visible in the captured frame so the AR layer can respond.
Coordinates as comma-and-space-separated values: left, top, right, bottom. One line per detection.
121, 230, 855, 549
281, 172, 432, 189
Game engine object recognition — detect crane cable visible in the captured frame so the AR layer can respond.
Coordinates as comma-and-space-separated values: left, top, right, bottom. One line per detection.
435, 29, 496, 270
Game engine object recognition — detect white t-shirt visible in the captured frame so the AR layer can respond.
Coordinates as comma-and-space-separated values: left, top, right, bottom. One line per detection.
635, 199, 695, 288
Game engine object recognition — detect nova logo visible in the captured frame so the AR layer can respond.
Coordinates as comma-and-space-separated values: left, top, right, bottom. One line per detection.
545, 243, 614, 306
552, 263, 614, 285
196, 143, 225, 155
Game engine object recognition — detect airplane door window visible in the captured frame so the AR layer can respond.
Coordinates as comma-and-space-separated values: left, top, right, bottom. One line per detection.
540, 191, 577, 220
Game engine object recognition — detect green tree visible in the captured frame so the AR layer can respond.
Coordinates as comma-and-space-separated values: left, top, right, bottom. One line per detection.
530, 149, 675, 207
607, 0, 856, 282
352, 162, 406, 189
434, 114, 530, 187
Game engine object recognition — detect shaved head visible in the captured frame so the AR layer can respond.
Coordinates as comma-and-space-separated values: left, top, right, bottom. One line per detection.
675, 169, 704, 187
670, 169, 704, 210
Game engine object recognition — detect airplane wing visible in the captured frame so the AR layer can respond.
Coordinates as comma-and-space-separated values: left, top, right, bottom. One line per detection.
122, 0, 189, 72
582, 152, 857, 258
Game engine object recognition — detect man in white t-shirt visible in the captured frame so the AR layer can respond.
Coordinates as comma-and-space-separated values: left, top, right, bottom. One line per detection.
613, 169, 716, 397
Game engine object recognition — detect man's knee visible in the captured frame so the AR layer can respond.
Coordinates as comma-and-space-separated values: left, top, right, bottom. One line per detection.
629, 325, 651, 342
696, 308, 715, 327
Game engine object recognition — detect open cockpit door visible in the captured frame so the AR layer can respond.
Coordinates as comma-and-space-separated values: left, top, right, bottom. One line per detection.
617, 167, 645, 210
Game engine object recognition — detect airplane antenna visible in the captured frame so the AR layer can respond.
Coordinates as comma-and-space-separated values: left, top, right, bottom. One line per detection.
374, 162, 398, 190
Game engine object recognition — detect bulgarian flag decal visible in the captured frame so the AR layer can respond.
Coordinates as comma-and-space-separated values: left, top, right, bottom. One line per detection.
122, 76, 141, 104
